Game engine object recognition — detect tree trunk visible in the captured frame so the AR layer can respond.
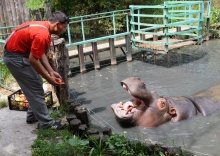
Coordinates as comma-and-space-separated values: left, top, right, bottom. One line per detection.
47, 35, 70, 106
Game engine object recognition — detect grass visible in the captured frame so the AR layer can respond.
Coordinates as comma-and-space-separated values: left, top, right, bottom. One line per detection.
0, 99, 8, 109
32, 127, 193, 156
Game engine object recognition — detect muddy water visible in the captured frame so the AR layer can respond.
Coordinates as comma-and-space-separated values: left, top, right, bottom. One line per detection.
68, 39, 220, 156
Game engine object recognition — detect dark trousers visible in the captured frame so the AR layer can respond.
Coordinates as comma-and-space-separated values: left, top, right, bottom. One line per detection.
3, 49, 54, 128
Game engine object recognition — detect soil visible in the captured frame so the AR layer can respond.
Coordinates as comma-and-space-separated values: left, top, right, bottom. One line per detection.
0, 84, 60, 156
0, 102, 37, 156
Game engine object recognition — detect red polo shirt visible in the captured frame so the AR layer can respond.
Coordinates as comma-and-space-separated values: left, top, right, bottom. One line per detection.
6, 21, 51, 59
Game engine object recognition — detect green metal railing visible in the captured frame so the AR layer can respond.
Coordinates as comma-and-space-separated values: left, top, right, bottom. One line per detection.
65, 9, 130, 48
0, 2, 211, 83
130, 1, 211, 53
0, 26, 16, 44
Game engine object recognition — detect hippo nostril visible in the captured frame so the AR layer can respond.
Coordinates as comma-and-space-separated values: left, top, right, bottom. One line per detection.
122, 83, 128, 91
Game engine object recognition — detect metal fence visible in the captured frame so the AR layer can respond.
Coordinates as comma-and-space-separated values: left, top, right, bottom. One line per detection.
66, 9, 130, 48
130, 1, 211, 53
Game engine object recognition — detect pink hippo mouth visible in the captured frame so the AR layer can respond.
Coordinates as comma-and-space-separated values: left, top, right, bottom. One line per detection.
111, 101, 137, 120
111, 77, 152, 127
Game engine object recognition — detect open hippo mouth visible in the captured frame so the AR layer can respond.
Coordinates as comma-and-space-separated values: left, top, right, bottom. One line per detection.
111, 77, 152, 126
111, 99, 144, 127
111, 101, 137, 120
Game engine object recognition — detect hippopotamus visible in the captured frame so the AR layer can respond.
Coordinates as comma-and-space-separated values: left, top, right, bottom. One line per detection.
111, 77, 220, 128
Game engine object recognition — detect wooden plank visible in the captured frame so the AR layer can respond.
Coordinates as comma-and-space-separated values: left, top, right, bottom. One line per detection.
205, 18, 210, 41
78, 45, 86, 73
153, 29, 158, 41
137, 38, 196, 52
68, 39, 127, 59
92, 42, 100, 70
125, 35, 132, 62
109, 38, 117, 65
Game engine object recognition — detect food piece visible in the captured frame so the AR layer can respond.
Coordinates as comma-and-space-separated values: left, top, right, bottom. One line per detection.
125, 105, 134, 114
56, 79, 65, 84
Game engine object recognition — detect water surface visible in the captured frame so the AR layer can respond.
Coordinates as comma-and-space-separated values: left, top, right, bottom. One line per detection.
69, 39, 220, 156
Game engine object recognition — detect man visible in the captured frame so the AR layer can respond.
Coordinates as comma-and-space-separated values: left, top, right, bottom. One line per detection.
3, 11, 69, 130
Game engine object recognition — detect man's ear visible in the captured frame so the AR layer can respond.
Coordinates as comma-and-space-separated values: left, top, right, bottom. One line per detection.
54, 22, 60, 31
51, 22, 59, 31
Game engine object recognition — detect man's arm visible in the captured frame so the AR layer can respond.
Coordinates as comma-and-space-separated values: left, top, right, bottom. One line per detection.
29, 53, 59, 85
40, 53, 55, 75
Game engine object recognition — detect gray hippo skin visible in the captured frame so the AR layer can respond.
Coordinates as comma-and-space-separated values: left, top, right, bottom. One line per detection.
111, 77, 220, 128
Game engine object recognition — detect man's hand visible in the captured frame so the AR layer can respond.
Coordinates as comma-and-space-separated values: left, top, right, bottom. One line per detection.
29, 53, 63, 86
49, 71, 64, 85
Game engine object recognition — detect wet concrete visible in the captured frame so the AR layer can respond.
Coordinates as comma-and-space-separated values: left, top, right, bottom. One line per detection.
68, 39, 220, 156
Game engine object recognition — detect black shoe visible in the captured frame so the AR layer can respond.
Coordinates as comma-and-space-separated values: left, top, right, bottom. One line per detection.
50, 121, 66, 130
26, 118, 38, 124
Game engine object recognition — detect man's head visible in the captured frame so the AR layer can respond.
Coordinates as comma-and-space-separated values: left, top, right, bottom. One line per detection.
49, 11, 69, 36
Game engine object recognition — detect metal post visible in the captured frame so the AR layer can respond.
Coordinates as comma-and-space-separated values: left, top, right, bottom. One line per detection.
198, 2, 204, 44
129, 5, 136, 47
189, 4, 192, 27
81, 17, 85, 42
163, 2, 169, 53
112, 12, 116, 35
206, 1, 211, 41
138, 9, 140, 36
67, 24, 72, 44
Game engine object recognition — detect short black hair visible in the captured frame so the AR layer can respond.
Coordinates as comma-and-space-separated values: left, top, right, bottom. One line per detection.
49, 11, 69, 24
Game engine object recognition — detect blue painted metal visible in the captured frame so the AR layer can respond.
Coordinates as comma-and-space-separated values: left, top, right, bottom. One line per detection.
0, 2, 212, 82
66, 9, 130, 48
129, 1, 211, 53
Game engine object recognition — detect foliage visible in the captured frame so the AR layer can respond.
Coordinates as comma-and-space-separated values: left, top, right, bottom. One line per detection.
26, 0, 46, 10
32, 129, 74, 156
0, 62, 13, 86
32, 127, 189, 156
209, 1, 220, 38
51, 0, 165, 39
0, 99, 8, 109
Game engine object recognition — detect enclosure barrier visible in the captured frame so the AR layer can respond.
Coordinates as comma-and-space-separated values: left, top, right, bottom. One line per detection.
0, 1, 211, 75
66, 9, 132, 72
129, 1, 211, 53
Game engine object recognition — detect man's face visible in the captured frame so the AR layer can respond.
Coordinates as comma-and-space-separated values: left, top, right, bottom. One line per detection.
54, 22, 68, 36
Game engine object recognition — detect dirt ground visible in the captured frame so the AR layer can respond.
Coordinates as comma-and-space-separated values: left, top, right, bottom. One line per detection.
0, 84, 60, 156
0, 104, 38, 156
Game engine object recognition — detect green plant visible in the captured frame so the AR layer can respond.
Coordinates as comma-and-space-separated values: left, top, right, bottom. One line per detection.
0, 99, 8, 108
88, 136, 110, 156
68, 135, 90, 155
32, 128, 191, 156
32, 129, 73, 156
105, 132, 133, 155
26, 0, 46, 10
0, 62, 14, 86
49, 107, 65, 120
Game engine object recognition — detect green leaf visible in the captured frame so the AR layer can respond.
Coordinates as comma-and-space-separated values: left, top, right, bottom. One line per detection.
159, 151, 165, 156
26, 0, 45, 9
